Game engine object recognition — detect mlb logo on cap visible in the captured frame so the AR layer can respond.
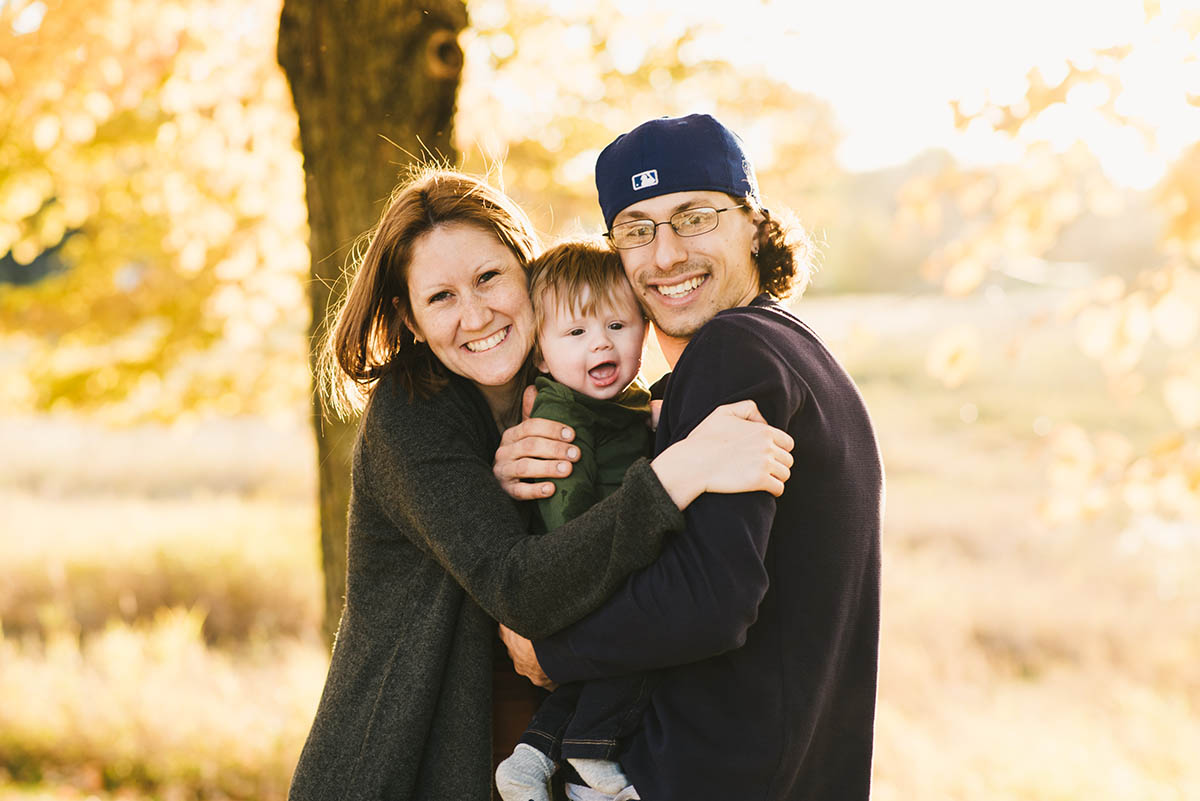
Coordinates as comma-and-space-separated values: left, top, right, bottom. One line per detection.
632, 170, 658, 190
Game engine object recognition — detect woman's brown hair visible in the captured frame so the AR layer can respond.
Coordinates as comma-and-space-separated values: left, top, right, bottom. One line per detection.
319, 169, 540, 418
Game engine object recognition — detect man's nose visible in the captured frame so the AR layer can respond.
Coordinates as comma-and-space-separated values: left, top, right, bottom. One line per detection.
651, 224, 688, 271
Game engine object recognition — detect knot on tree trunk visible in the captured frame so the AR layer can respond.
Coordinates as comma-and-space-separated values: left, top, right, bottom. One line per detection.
425, 29, 463, 80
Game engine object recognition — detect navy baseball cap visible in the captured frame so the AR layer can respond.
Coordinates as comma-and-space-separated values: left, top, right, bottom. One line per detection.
595, 113, 761, 229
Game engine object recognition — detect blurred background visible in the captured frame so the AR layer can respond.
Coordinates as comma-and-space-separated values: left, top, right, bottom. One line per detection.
2, 0, 1198, 798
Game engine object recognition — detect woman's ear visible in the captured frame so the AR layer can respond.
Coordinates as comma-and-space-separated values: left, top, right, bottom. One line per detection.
399, 302, 425, 343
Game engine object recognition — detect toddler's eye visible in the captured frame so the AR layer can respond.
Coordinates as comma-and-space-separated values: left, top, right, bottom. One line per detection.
568, 328, 585, 337
608, 322, 624, 331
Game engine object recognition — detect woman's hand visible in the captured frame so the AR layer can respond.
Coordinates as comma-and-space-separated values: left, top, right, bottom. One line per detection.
493, 386, 580, 501
651, 399, 794, 510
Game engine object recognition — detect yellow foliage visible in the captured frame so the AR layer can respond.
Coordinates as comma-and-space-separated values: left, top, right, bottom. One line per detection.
898, 3, 1200, 523
1151, 268, 1200, 347
0, 0, 308, 419
0, 0, 843, 419
455, 0, 842, 237
943, 257, 988, 296
1163, 361, 1200, 429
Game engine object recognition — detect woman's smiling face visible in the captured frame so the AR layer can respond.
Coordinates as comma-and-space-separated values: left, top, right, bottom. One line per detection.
405, 223, 535, 407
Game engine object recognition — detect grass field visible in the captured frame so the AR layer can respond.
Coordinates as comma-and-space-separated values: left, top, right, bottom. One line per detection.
2, 291, 1197, 800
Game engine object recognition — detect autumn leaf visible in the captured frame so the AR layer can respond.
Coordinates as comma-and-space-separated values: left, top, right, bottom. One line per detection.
925, 325, 980, 389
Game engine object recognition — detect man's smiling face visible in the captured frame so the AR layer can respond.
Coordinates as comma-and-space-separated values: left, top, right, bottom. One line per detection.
612, 190, 762, 344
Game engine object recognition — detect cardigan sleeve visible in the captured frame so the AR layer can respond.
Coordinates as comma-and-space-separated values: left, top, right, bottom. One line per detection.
530, 384, 601, 533
360, 378, 684, 641
533, 314, 805, 681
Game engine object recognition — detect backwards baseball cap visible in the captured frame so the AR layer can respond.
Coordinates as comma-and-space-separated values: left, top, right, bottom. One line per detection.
595, 113, 761, 229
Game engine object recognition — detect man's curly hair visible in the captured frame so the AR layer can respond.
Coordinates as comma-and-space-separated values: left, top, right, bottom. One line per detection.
747, 198, 818, 299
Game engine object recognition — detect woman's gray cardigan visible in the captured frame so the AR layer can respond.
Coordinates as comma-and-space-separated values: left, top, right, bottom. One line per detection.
288, 371, 683, 801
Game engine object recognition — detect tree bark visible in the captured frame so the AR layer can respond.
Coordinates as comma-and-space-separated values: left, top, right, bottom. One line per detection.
277, 0, 467, 643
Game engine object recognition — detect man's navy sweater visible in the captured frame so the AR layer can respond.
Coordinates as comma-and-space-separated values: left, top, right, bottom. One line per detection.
534, 296, 884, 801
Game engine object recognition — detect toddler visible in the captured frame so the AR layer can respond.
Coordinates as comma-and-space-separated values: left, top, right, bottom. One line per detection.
495, 239, 651, 801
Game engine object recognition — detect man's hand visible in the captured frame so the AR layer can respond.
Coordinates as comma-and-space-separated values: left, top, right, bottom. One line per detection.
493, 385, 579, 501
499, 623, 556, 689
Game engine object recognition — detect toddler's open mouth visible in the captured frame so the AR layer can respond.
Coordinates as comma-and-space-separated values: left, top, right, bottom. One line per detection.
588, 361, 619, 387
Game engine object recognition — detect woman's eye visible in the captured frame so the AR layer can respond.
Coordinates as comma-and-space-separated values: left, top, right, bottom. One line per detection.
478, 270, 499, 284
428, 291, 451, 304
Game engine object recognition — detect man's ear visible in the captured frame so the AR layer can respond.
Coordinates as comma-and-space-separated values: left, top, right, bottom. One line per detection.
750, 208, 768, 234
750, 210, 769, 256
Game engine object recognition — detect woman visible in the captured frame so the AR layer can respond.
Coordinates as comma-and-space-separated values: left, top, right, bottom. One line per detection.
289, 169, 793, 801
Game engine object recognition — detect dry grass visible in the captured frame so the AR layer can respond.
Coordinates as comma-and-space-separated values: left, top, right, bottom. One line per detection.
0, 610, 326, 799
0, 490, 322, 643
0, 415, 315, 499
830, 292, 1200, 800
2, 291, 1198, 799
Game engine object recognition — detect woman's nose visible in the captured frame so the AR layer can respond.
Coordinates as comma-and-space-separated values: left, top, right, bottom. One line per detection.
460, 293, 493, 330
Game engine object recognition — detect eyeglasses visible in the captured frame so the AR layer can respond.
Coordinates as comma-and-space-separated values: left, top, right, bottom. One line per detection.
606, 205, 747, 249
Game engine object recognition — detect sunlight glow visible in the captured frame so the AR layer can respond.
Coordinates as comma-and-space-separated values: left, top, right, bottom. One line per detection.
10, 0, 46, 35
752, 0, 1164, 184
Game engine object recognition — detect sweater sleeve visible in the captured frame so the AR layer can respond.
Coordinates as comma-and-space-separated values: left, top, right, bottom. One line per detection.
360, 378, 684, 641
531, 386, 601, 533
534, 316, 805, 681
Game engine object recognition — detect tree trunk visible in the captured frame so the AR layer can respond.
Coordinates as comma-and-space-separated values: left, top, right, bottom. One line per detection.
277, 0, 467, 644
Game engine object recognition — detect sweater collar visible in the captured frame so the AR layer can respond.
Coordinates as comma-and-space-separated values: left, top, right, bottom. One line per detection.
534, 374, 652, 416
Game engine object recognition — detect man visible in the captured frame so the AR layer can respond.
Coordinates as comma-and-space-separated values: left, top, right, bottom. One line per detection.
495, 114, 883, 801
